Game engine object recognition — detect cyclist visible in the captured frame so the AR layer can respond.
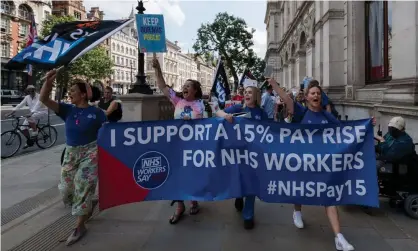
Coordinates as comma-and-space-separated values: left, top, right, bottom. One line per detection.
97, 86, 122, 122
6, 85, 48, 148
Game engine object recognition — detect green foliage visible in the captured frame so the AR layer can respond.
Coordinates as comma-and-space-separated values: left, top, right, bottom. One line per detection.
40, 15, 77, 38
39, 15, 113, 89
248, 57, 266, 82
70, 46, 113, 83
193, 12, 255, 88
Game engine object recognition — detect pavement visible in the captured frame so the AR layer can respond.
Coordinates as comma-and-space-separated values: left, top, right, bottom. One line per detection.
2, 146, 418, 251
1, 106, 66, 158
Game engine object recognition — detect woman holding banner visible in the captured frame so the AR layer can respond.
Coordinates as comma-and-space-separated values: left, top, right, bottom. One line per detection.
152, 57, 204, 224
268, 78, 357, 251
216, 86, 268, 230
40, 70, 106, 246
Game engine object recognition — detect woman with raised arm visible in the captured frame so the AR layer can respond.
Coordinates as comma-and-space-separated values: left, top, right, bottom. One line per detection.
40, 70, 106, 246
152, 57, 204, 224
216, 86, 268, 230
268, 78, 356, 251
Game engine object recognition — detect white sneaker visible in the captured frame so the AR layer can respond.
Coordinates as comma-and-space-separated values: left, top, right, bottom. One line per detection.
335, 234, 354, 251
293, 211, 304, 229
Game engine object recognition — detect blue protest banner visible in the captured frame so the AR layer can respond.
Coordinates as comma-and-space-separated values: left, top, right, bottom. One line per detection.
98, 118, 378, 211
136, 14, 166, 53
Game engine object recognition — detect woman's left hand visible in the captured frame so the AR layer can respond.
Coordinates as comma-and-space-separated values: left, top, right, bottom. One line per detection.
371, 116, 377, 126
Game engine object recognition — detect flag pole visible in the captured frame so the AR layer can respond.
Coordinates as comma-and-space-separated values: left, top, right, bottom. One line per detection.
39, 65, 65, 81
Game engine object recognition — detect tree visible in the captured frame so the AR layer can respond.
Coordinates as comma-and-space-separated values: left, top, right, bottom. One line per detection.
70, 46, 113, 83
193, 12, 255, 89
249, 57, 266, 82
39, 15, 113, 93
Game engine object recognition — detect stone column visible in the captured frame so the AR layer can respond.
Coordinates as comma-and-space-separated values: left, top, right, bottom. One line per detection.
289, 58, 296, 89
344, 1, 366, 100
278, 68, 283, 86
295, 50, 307, 88
306, 38, 315, 77
314, 1, 323, 83
321, 1, 345, 95
282, 64, 288, 88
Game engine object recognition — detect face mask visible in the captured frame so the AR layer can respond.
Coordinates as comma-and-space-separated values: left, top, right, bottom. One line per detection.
388, 126, 402, 138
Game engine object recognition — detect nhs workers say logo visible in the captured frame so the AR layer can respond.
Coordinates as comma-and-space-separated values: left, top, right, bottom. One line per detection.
133, 151, 170, 190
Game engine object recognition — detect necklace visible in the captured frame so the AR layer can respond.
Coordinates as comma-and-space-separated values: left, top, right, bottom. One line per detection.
74, 108, 84, 125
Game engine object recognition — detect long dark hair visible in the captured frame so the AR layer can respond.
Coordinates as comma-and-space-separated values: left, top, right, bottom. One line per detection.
73, 81, 101, 102
186, 79, 203, 100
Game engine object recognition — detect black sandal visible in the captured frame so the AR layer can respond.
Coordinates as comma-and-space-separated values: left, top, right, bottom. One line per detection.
189, 202, 200, 215
169, 200, 185, 224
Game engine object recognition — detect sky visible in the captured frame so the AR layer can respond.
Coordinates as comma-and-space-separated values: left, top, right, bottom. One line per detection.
84, 0, 267, 58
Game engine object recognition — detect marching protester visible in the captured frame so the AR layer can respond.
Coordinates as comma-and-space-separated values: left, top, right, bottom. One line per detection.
40, 70, 106, 246
6, 85, 48, 148
97, 86, 123, 122
261, 84, 275, 119
232, 85, 244, 102
268, 78, 376, 251
152, 56, 204, 224
216, 86, 268, 230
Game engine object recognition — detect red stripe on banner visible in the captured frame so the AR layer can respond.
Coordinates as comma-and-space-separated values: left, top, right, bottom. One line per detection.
98, 146, 149, 211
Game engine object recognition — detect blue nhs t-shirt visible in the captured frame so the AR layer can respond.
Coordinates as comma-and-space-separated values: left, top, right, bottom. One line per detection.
224, 104, 268, 120
293, 102, 339, 125
57, 103, 107, 146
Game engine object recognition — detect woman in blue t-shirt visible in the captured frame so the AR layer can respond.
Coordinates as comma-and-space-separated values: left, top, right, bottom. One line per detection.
216, 86, 268, 230
268, 78, 355, 251
40, 70, 107, 246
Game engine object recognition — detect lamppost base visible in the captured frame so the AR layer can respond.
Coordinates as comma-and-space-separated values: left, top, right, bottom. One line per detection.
128, 75, 153, 94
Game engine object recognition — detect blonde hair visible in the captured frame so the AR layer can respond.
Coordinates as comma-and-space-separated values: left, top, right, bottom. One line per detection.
243, 86, 262, 108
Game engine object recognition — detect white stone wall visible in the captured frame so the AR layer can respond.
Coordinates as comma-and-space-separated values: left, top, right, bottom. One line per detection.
265, 0, 418, 144
110, 23, 138, 94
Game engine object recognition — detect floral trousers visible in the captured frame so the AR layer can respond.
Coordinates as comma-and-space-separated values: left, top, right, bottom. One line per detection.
59, 141, 98, 216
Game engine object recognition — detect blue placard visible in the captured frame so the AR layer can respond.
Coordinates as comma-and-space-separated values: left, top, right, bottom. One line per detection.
98, 118, 379, 211
136, 14, 167, 53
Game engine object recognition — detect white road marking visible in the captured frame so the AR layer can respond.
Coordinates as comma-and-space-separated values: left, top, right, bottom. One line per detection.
52, 123, 65, 127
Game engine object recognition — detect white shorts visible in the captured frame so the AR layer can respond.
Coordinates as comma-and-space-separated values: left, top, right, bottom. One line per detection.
21, 112, 47, 129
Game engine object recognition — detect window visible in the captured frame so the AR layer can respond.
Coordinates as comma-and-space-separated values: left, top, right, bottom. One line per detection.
1, 1, 13, 14
125, 72, 129, 80
44, 10, 50, 18
121, 45, 124, 54
1, 17, 9, 33
18, 4, 31, 20
117, 44, 120, 52
112, 43, 115, 50
112, 55, 115, 62
1, 42, 10, 57
19, 23, 28, 37
117, 56, 120, 64
74, 11, 82, 20
365, 1, 392, 82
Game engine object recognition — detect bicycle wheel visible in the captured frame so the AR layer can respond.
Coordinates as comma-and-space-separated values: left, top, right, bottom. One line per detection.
1, 130, 22, 158
36, 125, 58, 149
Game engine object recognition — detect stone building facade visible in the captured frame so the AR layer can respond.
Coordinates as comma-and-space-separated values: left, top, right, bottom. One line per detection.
146, 40, 214, 94
1, 0, 52, 91
264, 1, 418, 143
109, 9, 138, 94
51, 0, 85, 20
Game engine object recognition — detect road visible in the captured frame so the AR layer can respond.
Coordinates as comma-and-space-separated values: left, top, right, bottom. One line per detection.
1, 113, 65, 158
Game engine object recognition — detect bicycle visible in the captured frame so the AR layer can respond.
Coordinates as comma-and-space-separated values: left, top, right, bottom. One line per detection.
1, 114, 58, 158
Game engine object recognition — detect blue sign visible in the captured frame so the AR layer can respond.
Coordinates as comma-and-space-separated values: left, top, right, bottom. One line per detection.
98, 118, 378, 211
136, 14, 167, 53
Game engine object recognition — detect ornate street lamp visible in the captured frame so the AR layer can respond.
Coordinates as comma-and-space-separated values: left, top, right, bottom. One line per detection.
128, 0, 153, 94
